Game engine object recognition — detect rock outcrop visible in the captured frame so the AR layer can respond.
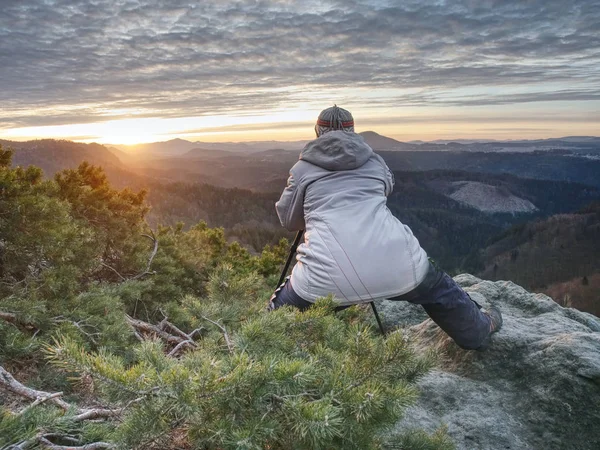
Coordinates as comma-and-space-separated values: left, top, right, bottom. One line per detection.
377, 275, 600, 450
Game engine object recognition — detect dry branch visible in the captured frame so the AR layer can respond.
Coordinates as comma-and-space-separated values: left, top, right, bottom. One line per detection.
0, 310, 18, 324
126, 315, 200, 357
0, 364, 125, 421
72, 408, 124, 422
98, 262, 126, 281
0, 365, 71, 411
167, 340, 196, 357
0, 310, 37, 332
130, 231, 158, 280
200, 316, 233, 353
38, 437, 115, 449
125, 315, 184, 345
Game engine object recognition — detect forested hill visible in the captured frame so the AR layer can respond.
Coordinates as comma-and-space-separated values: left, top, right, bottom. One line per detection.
3, 138, 600, 315
3, 139, 123, 175
378, 150, 600, 189
477, 202, 600, 316
5, 138, 600, 190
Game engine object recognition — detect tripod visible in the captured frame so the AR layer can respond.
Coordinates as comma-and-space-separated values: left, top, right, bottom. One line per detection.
277, 230, 386, 336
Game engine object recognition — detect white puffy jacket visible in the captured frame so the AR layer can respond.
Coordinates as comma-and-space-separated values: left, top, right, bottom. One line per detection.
276, 131, 429, 305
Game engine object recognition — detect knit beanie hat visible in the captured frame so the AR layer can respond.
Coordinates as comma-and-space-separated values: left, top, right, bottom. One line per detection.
315, 105, 354, 137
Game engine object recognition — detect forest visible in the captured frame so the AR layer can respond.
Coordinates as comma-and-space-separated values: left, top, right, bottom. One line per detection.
0, 145, 455, 449
5, 138, 600, 316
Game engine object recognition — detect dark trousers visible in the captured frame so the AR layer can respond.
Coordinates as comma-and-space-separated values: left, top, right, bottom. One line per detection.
268, 263, 491, 350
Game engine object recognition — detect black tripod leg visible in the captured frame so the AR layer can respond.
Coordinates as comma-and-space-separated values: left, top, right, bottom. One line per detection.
277, 230, 304, 287
370, 302, 386, 336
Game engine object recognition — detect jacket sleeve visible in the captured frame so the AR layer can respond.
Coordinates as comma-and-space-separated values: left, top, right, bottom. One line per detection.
275, 167, 306, 231
373, 154, 395, 196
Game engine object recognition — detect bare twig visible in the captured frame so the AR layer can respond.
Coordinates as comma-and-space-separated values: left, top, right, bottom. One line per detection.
72, 408, 124, 422
126, 314, 200, 358
125, 315, 185, 345
200, 316, 233, 353
19, 392, 65, 415
188, 328, 204, 340
167, 340, 195, 357
0, 310, 17, 324
38, 436, 114, 449
53, 318, 100, 345
133, 331, 144, 342
0, 365, 126, 422
99, 262, 126, 281
38, 434, 80, 444
0, 310, 37, 332
130, 230, 158, 280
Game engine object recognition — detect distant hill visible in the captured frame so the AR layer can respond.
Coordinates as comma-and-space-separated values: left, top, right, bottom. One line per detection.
379, 150, 600, 188
359, 131, 412, 151
3, 139, 124, 176
115, 138, 200, 157
180, 148, 237, 159
115, 138, 308, 156
476, 202, 600, 315
111, 133, 600, 156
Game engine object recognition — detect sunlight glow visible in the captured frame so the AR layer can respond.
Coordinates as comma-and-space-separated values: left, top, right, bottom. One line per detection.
3, 109, 319, 144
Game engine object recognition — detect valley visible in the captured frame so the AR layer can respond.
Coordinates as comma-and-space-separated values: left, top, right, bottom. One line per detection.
4, 133, 600, 315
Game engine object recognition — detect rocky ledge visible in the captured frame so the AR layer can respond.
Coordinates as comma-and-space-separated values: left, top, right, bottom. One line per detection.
376, 274, 600, 450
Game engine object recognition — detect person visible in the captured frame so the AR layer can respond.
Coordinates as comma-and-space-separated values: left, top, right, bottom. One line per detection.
268, 105, 502, 350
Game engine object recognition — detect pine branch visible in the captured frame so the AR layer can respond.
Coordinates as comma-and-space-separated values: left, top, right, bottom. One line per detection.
99, 229, 157, 282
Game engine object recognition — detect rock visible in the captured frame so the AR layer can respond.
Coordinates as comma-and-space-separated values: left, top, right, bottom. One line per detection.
387, 275, 600, 450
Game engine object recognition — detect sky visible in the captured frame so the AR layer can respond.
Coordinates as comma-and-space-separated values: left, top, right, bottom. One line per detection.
0, 0, 599, 144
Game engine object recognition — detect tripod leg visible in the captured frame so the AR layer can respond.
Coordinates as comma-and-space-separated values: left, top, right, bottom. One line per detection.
276, 230, 304, 287
370, 302, 386, 336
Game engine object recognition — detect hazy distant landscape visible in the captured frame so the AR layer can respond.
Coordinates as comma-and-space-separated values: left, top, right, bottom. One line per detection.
4, 132, 599, 315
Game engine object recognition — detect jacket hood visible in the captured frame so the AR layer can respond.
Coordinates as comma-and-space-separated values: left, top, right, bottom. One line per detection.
299, 131, 373, 171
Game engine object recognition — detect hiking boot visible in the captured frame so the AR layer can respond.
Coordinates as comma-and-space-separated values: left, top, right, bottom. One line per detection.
486, 306, 503, 333
476, 306, 503, 351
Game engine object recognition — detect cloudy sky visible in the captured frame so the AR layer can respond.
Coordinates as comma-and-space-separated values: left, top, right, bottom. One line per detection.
1, 0, 599, 144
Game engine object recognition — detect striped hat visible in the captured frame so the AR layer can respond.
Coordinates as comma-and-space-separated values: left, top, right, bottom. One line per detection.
315, 105, 354, 137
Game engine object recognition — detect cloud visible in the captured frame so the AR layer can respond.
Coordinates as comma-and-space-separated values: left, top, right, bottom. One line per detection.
1, 0, 599, 129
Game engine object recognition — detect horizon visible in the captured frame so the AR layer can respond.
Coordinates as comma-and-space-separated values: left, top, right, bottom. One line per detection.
4, 131, 600, 148
1, 1, 599, 145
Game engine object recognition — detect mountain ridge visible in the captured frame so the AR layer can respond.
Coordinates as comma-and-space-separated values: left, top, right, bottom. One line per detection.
107, 133, 600, 156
